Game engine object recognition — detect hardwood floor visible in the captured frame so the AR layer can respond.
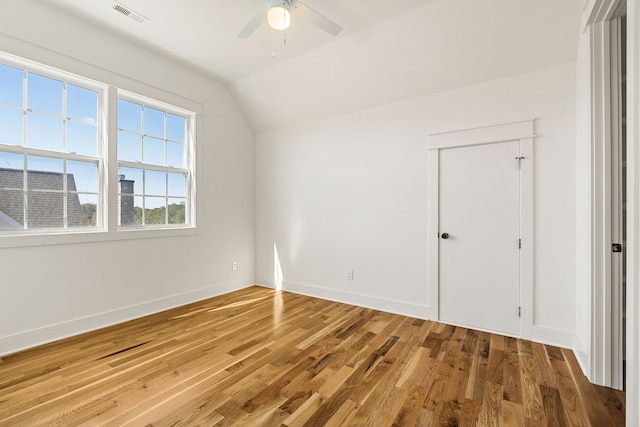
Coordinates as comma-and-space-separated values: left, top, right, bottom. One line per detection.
0, 286, 625, 426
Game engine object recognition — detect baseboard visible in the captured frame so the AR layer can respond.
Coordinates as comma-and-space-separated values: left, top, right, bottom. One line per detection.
531, 325, 575, 349
0, 281, 252, 357
255, 278, 430, 320
573, 333, 591, 381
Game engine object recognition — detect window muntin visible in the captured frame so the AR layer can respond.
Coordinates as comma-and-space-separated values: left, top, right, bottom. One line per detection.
0, 63, 102, 231
116, 97, 191, 228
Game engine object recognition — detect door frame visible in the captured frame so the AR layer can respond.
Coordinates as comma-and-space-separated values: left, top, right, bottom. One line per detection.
583, 0, 629, 389
426, 120, 535, 340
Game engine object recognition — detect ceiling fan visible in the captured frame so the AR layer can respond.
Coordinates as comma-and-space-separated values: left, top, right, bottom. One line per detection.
238, 0, 342, 38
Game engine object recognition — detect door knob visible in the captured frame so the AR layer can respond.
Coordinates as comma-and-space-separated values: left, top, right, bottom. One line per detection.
441, 233, 449, 239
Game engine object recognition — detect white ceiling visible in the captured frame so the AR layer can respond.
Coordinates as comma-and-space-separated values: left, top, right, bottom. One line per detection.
48, 0, 583, 131
50, 0, 433, 81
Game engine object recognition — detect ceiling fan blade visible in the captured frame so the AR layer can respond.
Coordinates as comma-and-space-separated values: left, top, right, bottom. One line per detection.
238, 8, 266, 38
291, 0, 342, 36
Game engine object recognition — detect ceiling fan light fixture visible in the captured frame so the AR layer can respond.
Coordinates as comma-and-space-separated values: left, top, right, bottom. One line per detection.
267, 4, 291, 30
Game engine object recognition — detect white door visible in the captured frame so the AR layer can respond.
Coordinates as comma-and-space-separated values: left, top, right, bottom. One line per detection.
439, 140, 521, 336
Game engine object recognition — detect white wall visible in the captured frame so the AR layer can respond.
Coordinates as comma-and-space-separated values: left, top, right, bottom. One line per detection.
256, 63, 577, 347
0, 1, 255, 355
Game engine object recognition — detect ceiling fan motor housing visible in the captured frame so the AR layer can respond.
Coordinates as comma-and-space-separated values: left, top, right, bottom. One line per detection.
239, 0, 341, 38
267, 0, 292, 30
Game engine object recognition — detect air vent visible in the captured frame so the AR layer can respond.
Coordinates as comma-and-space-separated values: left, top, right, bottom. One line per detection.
112, 2, 149, 24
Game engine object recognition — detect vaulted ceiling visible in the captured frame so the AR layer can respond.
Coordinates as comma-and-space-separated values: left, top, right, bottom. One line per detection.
49, 0, 582, 131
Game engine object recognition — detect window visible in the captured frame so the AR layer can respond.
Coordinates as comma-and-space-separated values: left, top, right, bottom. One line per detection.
0, 53, 196, 237
116, 96, 191, 228
0, 63, 101, 231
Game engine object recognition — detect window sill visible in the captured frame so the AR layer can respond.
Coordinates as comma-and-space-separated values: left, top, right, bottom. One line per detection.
0, 226, 198, 249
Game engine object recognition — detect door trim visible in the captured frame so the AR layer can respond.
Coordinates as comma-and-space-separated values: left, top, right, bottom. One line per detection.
609, 13, 626, 391
585, 3, 628, 389
427, 120, 535, 340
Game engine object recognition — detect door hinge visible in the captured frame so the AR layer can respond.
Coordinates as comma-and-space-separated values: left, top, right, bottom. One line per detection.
519, 306, 521, 317
516, 156, 525, 169
519, 238, 522, 249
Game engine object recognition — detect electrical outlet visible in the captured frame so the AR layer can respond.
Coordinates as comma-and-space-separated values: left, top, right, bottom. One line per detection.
346, 269, 354, 281
232, 262, 237, 271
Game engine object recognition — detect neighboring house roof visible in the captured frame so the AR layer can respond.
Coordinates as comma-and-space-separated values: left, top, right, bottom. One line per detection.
0, 209, 22, 228
0, 167, 84, 229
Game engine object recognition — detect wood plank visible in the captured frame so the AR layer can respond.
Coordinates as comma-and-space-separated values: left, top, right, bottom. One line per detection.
503, 350, 523, 404
519, 351, 546, 422
540, 384, 569, 427
477, 381, 503, 427
502, 399, 525, 427
392, 356, 440, 426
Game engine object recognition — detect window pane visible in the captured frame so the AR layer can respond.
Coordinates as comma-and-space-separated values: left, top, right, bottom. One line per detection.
0, 152, 24, 186
167, 113, 186, 143
27, 156, 63, 191
0, 106, 23, 145
143, 136, 164, 165
0, 188, 24, 228
0, 64, 23, 107
66, 191, 85, 227
67, 84, 97, 124
0, 154, 24, 228
168, 198, 186, 224
27, 191, 63, 228
168, 172, 186, 197
118, 131, 142, 162
67, 160, 98, 193
133, 195, 143, 225
27, 112, 63, 151
27, 73, 63, 116
77, 193, 98, 227
144, 107, 164, 138
118, 166, 143, 194
167, 142, 185, 168
118, 99, 141, 133
144, 196, 166, 224
118, 191, 134, 226
67, 121, 97, 156
118, 192, 141, 227
144, 169, 165, 196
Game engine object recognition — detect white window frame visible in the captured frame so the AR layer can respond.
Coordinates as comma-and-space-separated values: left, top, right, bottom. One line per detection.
115, 90, 196, 231
0, 51, 198, 249
0, 53, 107, 234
